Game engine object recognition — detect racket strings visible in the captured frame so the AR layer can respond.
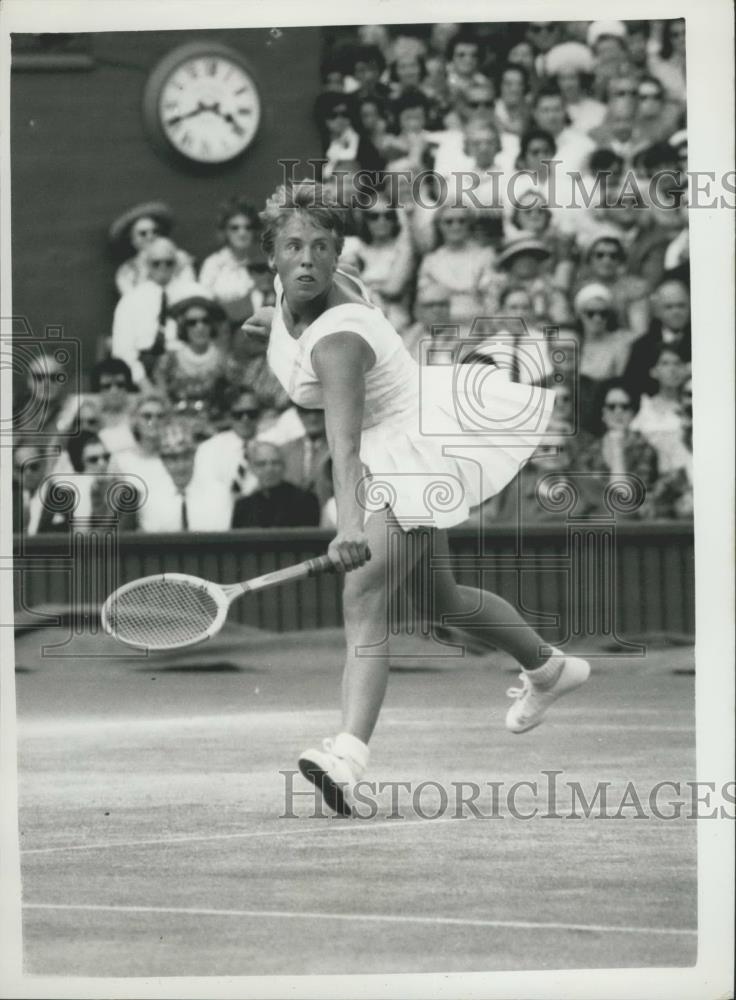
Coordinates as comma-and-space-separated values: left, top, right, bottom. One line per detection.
105, 578, 221, 649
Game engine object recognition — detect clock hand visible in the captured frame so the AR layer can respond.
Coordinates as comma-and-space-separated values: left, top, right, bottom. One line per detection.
216, 105, 246, 137
165, 101, 215, 127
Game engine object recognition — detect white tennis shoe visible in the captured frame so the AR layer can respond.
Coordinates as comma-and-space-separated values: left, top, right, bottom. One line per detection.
298, 736, 367, 817
506, 656, 591, 734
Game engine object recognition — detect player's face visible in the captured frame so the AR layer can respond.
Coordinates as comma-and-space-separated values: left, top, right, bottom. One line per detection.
272, 215, 339, 305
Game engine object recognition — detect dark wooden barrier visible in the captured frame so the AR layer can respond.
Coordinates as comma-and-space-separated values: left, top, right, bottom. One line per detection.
14, 524, 695, 647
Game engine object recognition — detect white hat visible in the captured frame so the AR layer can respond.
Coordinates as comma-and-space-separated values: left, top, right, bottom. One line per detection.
587, 20, 627, 48
544, 42, 595, 76
574, 283, 613, 315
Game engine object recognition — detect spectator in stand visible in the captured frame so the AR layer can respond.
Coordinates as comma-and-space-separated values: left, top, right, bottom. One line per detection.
401, 283, 453, 362
232, 441, 320, 529
574, 230, 650, 336
630, 343, 690, 474
525, 21, 564, 76
154, 284, 230, 423
572, 283, 639, 432
12, 441, 51, 536
432, 78, 517, 180
625, 20, 651, 74
316, 93, 361, 180
494, 236, 571, 325
575, 379, 659, 517
586, 20, 630, 101
349, 44, 391, 103
507, 40, 538, 86
493, 63, 531, 138
623, 278, 690, 398
277, 406, 332, 510
339, 197, 415, 333
111, 237, 185, 387
530, 84, 596, 176
457, 122, 506, 247
635, 75, 683, 144
198, 198, 263, 326
38, 431, 138, 534
353, 96, 393, 172
137, 420, 233, 533
417, 204, 497, 336
544, 43, 606, 133
647, 19, 687, 104
109, 201, 194, 298
444, 35, 489, 105
652, 374, 692, 518
192, 388, 261, 500
12, 349, 79, 444
89, 358, 138, 457
588, 74, 649, 167
108, 391, 173, 531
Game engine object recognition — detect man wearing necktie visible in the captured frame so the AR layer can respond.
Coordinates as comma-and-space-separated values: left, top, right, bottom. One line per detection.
156, 421, 232, 532
111, 237, 182, 386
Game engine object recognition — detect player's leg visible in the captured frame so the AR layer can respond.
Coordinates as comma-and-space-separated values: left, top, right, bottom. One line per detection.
426, 530, 590, 733
298, 506, 418, 814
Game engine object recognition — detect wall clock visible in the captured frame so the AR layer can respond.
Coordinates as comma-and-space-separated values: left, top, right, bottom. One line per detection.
142, 41, 262, 165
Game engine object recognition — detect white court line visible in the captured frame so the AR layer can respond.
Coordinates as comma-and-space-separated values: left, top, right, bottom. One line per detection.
20, 810, 691, 857
20, 816, 458, 855
22, 901, 697, 937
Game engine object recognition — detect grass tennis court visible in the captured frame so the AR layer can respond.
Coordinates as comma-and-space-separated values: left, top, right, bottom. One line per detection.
14, 623, 697, 976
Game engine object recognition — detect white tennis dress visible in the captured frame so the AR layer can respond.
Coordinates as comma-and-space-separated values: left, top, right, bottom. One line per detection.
267, 274, 556, 530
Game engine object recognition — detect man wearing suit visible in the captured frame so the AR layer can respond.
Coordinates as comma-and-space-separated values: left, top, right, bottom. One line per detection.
279, 406, 332, 509
232, 441, 320, 528
623, 280, 691, 399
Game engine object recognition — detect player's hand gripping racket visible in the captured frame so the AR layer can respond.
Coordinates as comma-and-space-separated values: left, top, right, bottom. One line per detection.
101, 555, 336, 651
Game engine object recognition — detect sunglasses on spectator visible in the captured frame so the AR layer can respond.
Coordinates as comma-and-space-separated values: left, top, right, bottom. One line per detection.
638, 89, 663, 100
231, 406, 260, 419
604, 401, 632, 411
99, 376, 128, 389
593, 249, 621, 260
526, 144, 552, 156
467, 99, 494, 108
84, 452, 111, 465
138, 410, 164, 421
150, 258, 176, 267
184, 315, 211, 329
31, 370, 65, 383
583, 309, 608, 319
161, 450, 194, 461
80, 414, 101, 427
227, 222, 253, 232
134, 226, 159, 238
610, 88, 637, 97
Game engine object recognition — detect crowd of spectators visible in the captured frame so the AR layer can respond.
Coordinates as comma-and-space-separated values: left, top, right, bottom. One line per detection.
12, 19, 693, 537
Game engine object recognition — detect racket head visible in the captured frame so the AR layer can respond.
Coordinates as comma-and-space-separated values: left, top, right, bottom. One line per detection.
101, 573, 230, 651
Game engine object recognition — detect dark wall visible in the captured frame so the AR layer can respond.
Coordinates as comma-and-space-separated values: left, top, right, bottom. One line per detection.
10, 28, 323, 372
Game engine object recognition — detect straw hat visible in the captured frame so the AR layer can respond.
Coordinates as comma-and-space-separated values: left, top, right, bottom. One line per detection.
109, 201, 173, 247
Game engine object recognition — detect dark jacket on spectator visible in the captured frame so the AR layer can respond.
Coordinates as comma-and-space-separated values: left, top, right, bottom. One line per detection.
622, 322, 691, 398
231, 482, 320, 529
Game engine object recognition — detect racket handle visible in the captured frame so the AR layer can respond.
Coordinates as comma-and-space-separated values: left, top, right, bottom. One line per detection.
238, 554, 337, 595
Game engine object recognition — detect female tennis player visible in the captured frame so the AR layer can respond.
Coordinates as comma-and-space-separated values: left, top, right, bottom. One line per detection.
246, 182, 589, 816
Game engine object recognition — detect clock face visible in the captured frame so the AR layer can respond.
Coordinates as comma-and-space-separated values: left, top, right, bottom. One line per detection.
157, 53, 261, 164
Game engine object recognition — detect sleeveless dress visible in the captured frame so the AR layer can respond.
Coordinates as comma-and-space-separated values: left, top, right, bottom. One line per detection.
267, 274, 556, 530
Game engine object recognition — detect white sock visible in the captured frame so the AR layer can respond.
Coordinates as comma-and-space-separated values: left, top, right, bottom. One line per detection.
523, 649, 565, 688
333, 732, 370, 776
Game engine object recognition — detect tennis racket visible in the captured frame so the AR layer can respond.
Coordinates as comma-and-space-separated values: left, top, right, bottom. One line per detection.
101, 555, 335, 652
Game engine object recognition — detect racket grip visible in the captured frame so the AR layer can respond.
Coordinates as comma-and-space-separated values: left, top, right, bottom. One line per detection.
238, 553, 338, 595
305, 554, 339, 576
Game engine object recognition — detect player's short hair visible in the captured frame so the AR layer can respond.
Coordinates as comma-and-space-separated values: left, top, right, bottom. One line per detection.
260, 181, 347, 258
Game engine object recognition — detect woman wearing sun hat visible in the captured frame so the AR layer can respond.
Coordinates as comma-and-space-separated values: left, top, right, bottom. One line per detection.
109, 201, 194, 297
153, 283, 231, 426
